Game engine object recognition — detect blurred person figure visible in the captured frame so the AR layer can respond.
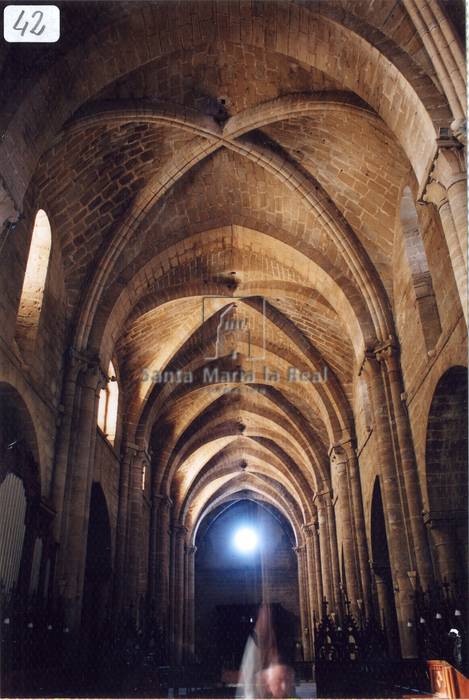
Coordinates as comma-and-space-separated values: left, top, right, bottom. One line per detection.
237, 604, 295, 698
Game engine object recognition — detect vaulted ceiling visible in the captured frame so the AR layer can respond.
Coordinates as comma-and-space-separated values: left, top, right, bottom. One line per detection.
1, 0, 457, 541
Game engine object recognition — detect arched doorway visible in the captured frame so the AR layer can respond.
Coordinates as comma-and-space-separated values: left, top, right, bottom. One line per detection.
425, 366, 468, 592
370, 477, 400, 657
194, 499, 300, 674
81, 482, 113, 678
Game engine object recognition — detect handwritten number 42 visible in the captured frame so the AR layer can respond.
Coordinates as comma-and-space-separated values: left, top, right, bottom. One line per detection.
13, 9, 46, 37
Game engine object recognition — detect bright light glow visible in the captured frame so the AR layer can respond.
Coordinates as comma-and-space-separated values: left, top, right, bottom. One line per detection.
233, 527, 258, 553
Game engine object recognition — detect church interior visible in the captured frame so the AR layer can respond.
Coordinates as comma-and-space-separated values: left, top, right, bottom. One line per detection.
0, 1, 467, 697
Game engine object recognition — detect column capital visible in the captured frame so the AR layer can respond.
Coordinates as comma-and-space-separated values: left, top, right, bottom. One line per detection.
374, 338, 399, 365
420, 141, 466, 207
173, 523, 188, 538
65, 346, 94, 372
79, 359, 107, 392
341, 439, 358, 460
135, 447, 151, 468
154, 493, 172, 509
185, 544, 197, 556
360, 337, 400, 375
302, 521, 318, 537
451, 118, 466, 146
123, 442, 139, 461
329, 445, 348, 474
432, 139, 466, 190
369, 560, 388, 579
293, 544, 306, 555
333, 431, 356, 449
359, 344, 384, 376
422, 179, 449, 209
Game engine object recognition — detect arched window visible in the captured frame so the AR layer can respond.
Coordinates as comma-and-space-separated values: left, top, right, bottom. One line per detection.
16, 210, 52, 352
98, 361, 119, 445
400, 187, 441, 351
425, 366, 468, 588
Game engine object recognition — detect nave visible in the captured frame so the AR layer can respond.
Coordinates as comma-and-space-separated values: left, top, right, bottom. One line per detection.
0, 1, 467, 697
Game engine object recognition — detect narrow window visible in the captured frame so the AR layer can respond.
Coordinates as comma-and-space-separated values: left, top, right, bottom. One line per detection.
98, 361, 119, 445
16, 209, 52, 352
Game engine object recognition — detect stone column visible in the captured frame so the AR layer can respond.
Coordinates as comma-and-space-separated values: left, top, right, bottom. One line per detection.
155, 495, 172, 656
50, 348, 87, 543
330, 446, 360, 618
378, 344, 433, 589
113, 443, 137, 618
316, 493, 334, 616
57, 361, 105, 631
172, 524, 187, 664
404, 0, 465, 125
423, 179, 467, 321
148, 491, 161, 609
294, 544, 312, 661
311, 518, 324, 617
126, 449, 149, 622
372, 563, 400, 658
343, 441, 373, 618
362, 350, 417, 657
317, 489, 341, 617
184, 545, 197, 662
431, 142, 467, 258
303, 523, 320, 621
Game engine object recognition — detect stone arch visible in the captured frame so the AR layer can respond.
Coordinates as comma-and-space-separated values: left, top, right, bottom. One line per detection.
424, 366, 468, 589
0, 4, 447, 213
0, 382, 40, 469
41, 94, 407, 326
85, 163, 388, 359
95, 222, 365, 367
148, 386, 327, 518
145, 371, 331, 491
193, 497, 300, 672
172, 430, 312, 493
192, 487, 301, 550
176, 446, 312, 528
167, 409, 314, 480
189, 478, 304, 549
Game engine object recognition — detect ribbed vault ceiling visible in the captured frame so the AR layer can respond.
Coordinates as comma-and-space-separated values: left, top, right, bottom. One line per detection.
2, 0, 456, 541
